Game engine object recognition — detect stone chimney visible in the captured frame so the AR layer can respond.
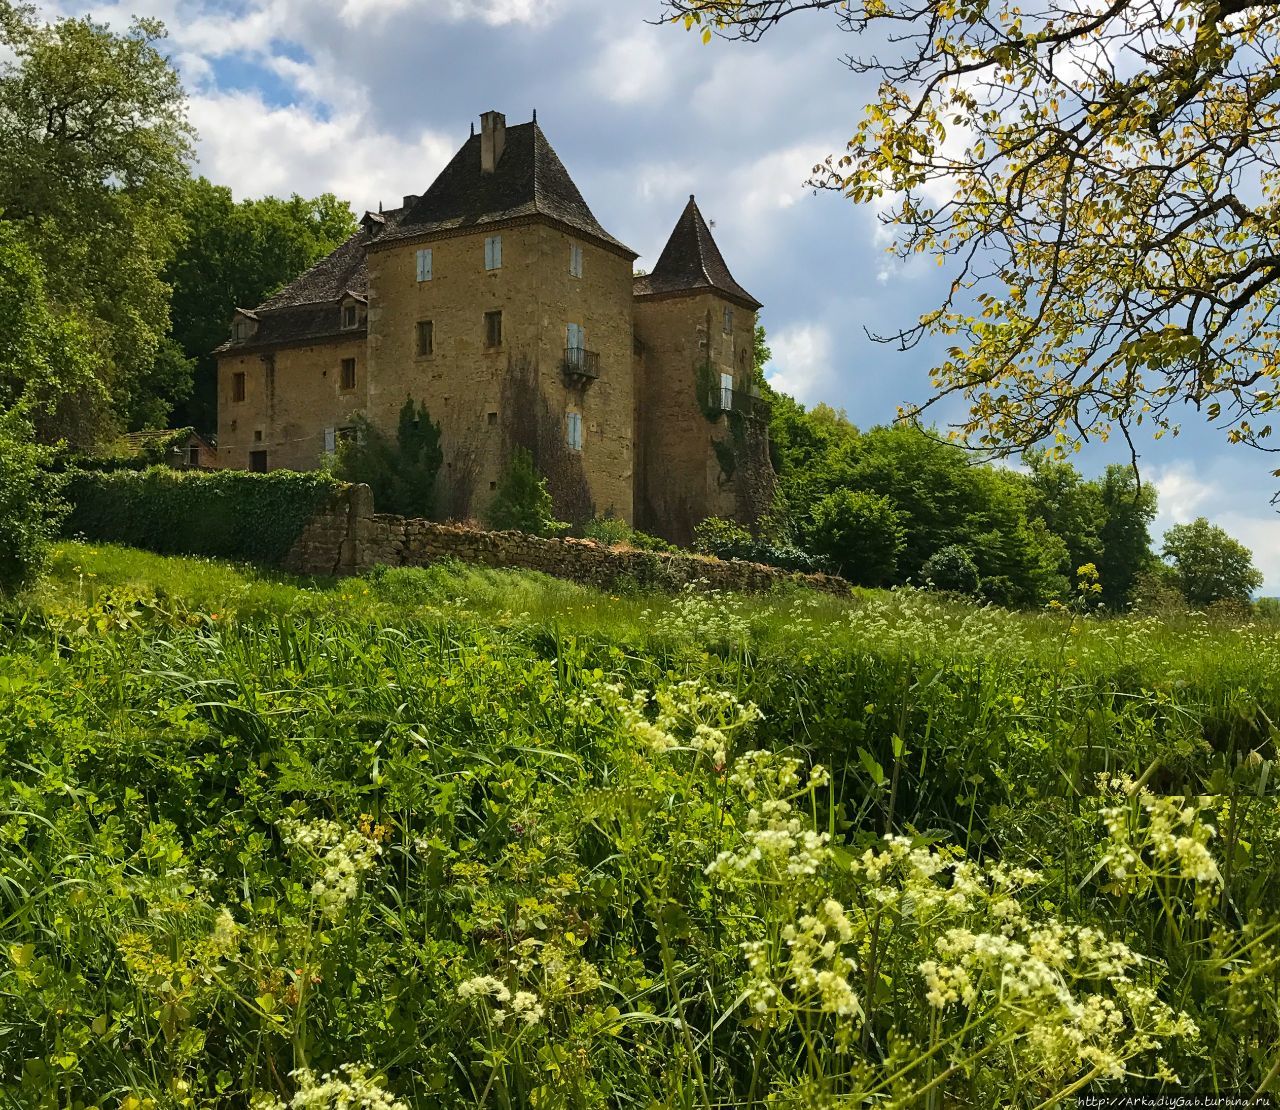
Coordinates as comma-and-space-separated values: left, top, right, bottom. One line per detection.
480, 111, 506, 174
402, 194, 420, 209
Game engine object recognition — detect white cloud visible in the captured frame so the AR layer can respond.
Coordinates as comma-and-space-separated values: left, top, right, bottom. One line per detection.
187, 91, 455, 210
1152, 462, 1217, 533
764, 322, 834, 404
590, 30, 671, 105
1215, 512, 1280, 596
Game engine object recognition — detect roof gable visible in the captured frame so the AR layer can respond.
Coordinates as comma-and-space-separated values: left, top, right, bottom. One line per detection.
633, 195, 761, 309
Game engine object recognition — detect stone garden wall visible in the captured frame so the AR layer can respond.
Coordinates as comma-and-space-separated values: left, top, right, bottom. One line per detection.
283, 484, 851, 596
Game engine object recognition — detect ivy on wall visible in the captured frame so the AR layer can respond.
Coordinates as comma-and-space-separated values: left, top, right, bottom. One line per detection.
63, 468, 341, 564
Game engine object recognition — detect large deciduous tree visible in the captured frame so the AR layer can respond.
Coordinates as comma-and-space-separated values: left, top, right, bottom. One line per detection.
0, 1, 193, 439
167, 179, 358, 433
1162, 515, 1263, 605
661, 0, 1280, 473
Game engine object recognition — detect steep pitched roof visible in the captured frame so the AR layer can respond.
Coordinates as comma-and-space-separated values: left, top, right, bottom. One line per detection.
633, 196, 761, 310
382, 121, 634, 256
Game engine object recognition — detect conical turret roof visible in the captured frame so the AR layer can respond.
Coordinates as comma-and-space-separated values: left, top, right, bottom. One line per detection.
633, 195, 761, 309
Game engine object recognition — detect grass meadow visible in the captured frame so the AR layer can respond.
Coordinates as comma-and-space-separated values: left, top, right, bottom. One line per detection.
1, 543, 1276, 1108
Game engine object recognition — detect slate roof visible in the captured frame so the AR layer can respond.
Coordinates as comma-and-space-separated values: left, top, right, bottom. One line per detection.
382, 121, 634, 256
633, 196, 761, 310
216, 117, 635, 355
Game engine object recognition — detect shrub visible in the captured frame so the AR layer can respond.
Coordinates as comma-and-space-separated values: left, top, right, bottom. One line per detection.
0, 408, 63, 593
808, 489, 904, 586
62, 467, 339, 564
922, 544, 981, 595
583, 514, 632, 546
485, 447, 566, 536
694, 515, 830, 575
333, 398, 442, 518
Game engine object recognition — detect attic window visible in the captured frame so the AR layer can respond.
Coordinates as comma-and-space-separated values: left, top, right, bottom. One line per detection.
342, 304, 359, 330
232, 318, 254, 341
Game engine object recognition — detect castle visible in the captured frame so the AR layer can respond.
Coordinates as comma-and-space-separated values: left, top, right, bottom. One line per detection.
215, 111, 775, 543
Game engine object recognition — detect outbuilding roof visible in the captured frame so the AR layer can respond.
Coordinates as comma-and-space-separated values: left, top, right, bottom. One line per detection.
633, 195, 761, 310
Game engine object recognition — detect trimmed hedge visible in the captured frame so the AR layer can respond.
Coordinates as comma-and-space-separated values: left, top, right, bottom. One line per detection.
63, 467, 341, 565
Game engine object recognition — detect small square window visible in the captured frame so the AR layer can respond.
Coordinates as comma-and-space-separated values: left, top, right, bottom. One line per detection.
569, 243, 583, 278
484, 310, 503, 348
723, 306, 734, 335
490, 480, 497, 491
566, 411, 583, 452
484, 235, 503, 271
487, 411, 498, 425
232, 371, 246, 402
416, 320, 433, 357
342, 304, 359, 329
188, 446, 200, 467
341, 358, 357, 390
249, 450, 268, 473
416, 248, 433, 282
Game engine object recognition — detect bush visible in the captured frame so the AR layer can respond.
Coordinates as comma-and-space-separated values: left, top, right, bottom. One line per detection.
332, 398, 443, 518
694, 516, 830, 575
582, 514, 632, 546
922, 544, 981, 595
0, 408, 63, 593
62, 467, 339, 564
485, 447, 566, 537
808, 489, 904, 586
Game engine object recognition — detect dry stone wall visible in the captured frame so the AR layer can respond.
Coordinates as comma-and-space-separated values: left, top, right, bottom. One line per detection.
283, 484, 851, 596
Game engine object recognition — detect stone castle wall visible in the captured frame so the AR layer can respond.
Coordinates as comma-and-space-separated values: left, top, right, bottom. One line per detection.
283, 484, 851, 597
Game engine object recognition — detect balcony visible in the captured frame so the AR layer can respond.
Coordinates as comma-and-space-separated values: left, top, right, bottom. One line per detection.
562, 346, 600, 386
714, 387, 771, 421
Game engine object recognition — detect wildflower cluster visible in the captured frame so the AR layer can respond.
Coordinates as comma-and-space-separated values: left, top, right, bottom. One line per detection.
646, 580, 749, 642
457, 975, 546, 1027
254, 1064, 407, 1110
1097, 776, 1223, 891
595, 678, 761, 768
744, 897, 861, 1021
280, 817, 381, 918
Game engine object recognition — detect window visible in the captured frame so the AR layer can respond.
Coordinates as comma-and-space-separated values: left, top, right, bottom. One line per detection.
338, 426, 357, 444
232, 318, 253, 340
720, 372, 734, 411
324, 427, 336, 454
254, 429, 263, 442
232, 371, 246, 402
341, 358, 357, 390
188, 445, 200, 467
484, 310, 503, 348
249, 450, 268, 473
484, 235, 503, 271
566, 411, 583, 452
342, 304, 359, 329
723, 306, 734, 334
487, 411, 498, 426
416, 248, 433, 282
416, 320, 434, 357
566, 322, 584, 352
569, 243, 583, 278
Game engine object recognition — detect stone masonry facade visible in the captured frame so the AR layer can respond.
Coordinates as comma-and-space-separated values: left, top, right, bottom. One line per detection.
216, 111, 775, 544
283, 485, 850, 597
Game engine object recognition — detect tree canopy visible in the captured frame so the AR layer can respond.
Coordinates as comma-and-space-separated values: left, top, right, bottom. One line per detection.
1162, 515, 1264, 605
662, 0, 1280, 475
0, 1, 193, 437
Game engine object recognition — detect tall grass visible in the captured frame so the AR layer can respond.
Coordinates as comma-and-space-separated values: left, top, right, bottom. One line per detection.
0, 543, 1275, 1107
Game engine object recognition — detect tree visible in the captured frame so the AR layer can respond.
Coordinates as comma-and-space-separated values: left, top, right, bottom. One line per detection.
808, 489, 905, 586
1094, 465, 1158, 609
0, 4, 194, 438
662, 1, 1280, 475
333, 398, 443, 519
168, 179, 358, 432
1023, 451, 1103, 582
921, 545, 981, 597
0, 407, 62, 593
486, 447, 563, 536
1162, 517, 1263, 607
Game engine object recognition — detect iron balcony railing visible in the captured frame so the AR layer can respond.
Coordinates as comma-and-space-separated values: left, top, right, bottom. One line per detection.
714, 386, 771, 421
563, 347, 600, 383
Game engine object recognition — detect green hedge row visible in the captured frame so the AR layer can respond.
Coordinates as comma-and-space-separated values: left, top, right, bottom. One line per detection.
62, 468, 341, 565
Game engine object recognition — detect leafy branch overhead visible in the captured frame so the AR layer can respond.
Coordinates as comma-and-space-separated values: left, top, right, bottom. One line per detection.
661, 0, 1280, 467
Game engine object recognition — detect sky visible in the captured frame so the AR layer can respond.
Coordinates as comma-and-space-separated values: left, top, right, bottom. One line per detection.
30, 0, 1280, 591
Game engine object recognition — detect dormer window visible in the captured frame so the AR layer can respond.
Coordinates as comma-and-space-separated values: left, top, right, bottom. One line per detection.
342, 304, 359, 330
231, 312, 258, 341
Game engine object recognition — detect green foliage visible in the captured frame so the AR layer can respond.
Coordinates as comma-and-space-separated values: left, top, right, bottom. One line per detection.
1, 541, 1277, 1106
582, 514, 632, 545
695, 359, 720, 421
1162, 516, 1264, 608
1096, 466, 1159, 609
167, 178, 358, 432
694, 515, 829, 574
0, 5, 193, 435
333, 398, 443, 518
62, 467, 339, 563
808, 488, 904, 586
485, 446, 565, 536
0, 408, 62, 592
922, 544, 981, 595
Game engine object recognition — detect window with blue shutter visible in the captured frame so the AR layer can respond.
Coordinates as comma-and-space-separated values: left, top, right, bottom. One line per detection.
566, 411, 583, 451
416, 248, 433, 282
485, 235, 502, 271
569, 243, 583, 278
